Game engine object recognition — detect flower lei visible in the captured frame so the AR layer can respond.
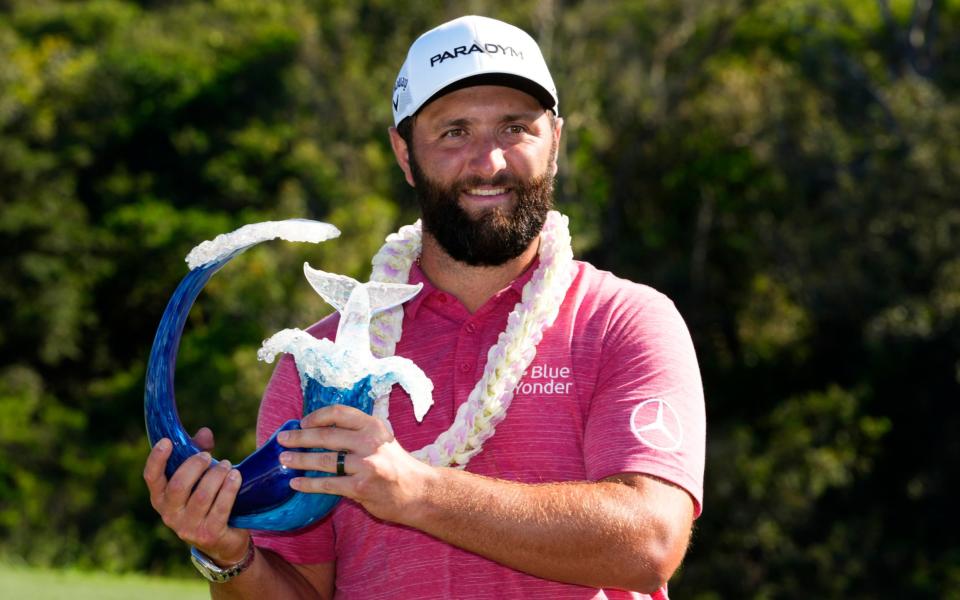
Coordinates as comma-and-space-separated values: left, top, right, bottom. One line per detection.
367, 210, 576, 468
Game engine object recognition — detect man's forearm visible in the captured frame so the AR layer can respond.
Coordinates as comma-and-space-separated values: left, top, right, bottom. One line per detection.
276, 408, 695, 593
210, 547, 333, 600
403, 469, 693, 593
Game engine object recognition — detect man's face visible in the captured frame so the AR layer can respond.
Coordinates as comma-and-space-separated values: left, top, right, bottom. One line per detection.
397, 85, 562, 266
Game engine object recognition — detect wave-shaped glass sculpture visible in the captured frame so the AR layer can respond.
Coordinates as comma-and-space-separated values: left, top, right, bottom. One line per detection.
144, 220, 432, 531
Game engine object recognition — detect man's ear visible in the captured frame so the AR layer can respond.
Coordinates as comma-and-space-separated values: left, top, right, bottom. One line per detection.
550, 115, 564, 177
388, 126, 416, 187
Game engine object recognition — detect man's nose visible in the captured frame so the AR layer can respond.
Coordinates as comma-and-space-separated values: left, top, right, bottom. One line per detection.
467, 136, 508, 178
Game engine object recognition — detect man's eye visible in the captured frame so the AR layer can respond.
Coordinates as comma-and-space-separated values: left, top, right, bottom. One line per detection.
506, 125, 526, 134
443, 129, 464, 138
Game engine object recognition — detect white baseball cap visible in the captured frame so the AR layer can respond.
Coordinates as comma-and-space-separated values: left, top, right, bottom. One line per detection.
392, 15, 558, 126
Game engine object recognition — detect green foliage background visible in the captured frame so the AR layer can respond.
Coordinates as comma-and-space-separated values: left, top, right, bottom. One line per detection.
1, 0, 957, 596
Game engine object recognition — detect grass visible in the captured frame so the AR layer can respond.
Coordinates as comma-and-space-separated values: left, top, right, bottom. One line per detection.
0, 563, 209, 600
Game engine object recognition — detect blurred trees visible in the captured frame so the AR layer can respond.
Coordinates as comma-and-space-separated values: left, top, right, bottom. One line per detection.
0, 0, 957, 596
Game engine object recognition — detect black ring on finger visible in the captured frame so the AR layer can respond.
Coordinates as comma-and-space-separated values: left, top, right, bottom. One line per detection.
336, 450, 347, 476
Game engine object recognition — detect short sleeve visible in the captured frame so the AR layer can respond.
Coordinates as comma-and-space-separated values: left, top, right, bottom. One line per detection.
582, 289, 706, 517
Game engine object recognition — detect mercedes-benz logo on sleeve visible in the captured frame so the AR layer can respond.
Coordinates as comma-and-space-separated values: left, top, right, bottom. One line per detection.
630, 398, 683, 452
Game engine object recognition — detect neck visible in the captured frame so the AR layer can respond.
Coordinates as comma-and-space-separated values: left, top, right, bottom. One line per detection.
419, 232, 540, 313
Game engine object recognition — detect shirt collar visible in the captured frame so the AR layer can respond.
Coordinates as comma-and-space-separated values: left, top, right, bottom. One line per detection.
404, 257, 541, 320
404, 262, 433, 320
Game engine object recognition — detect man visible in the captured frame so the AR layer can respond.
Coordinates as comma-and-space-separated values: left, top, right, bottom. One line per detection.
144, 15, 705, 599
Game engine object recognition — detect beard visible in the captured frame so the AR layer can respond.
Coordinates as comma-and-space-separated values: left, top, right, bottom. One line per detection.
409, 148, 555, 267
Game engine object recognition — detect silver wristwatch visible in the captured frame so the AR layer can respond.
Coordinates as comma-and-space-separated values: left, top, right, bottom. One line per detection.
190, 537, 255, 583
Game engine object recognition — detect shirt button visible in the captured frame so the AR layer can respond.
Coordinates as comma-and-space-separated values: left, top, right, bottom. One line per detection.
436, 293, 448, 304
465, 322, 477, 334
459, 362, 472, 373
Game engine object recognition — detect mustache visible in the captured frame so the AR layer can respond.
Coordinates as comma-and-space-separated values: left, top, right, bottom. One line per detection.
455, 173, 519, 190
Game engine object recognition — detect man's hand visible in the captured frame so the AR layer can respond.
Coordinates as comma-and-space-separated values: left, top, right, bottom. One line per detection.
276, 405, 436, 526
143, 428, 251, 566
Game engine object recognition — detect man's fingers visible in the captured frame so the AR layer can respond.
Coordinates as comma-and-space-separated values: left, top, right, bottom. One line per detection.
206, 467, 243, 531
281, 405, 391, 455
184, 459, 232, 520
144, 438, 172, 499
164, 451, 213, 507
143, 439, 248, 560
281, 449, 356, 474
300, 404, 370, 430
278, 426, 367, 454
291, 473, 351, 496
192, 427, 215, 451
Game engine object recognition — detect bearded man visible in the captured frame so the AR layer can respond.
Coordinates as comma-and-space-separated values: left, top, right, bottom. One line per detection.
145, 15, 706, 600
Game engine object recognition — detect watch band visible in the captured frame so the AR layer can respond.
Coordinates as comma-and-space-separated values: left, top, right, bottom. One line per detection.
190, 537, 256, 583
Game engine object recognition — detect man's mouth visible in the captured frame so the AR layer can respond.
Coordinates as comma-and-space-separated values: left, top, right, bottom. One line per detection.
464, 187, 509, 197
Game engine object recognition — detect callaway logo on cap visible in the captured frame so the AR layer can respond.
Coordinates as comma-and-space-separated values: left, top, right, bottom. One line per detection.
392, 15, 559, 125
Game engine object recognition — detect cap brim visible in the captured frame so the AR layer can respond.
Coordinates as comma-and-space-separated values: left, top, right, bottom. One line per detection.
417, 73, 557, 117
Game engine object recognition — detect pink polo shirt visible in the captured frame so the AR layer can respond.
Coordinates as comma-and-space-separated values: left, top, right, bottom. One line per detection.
252, 260, 705, 599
